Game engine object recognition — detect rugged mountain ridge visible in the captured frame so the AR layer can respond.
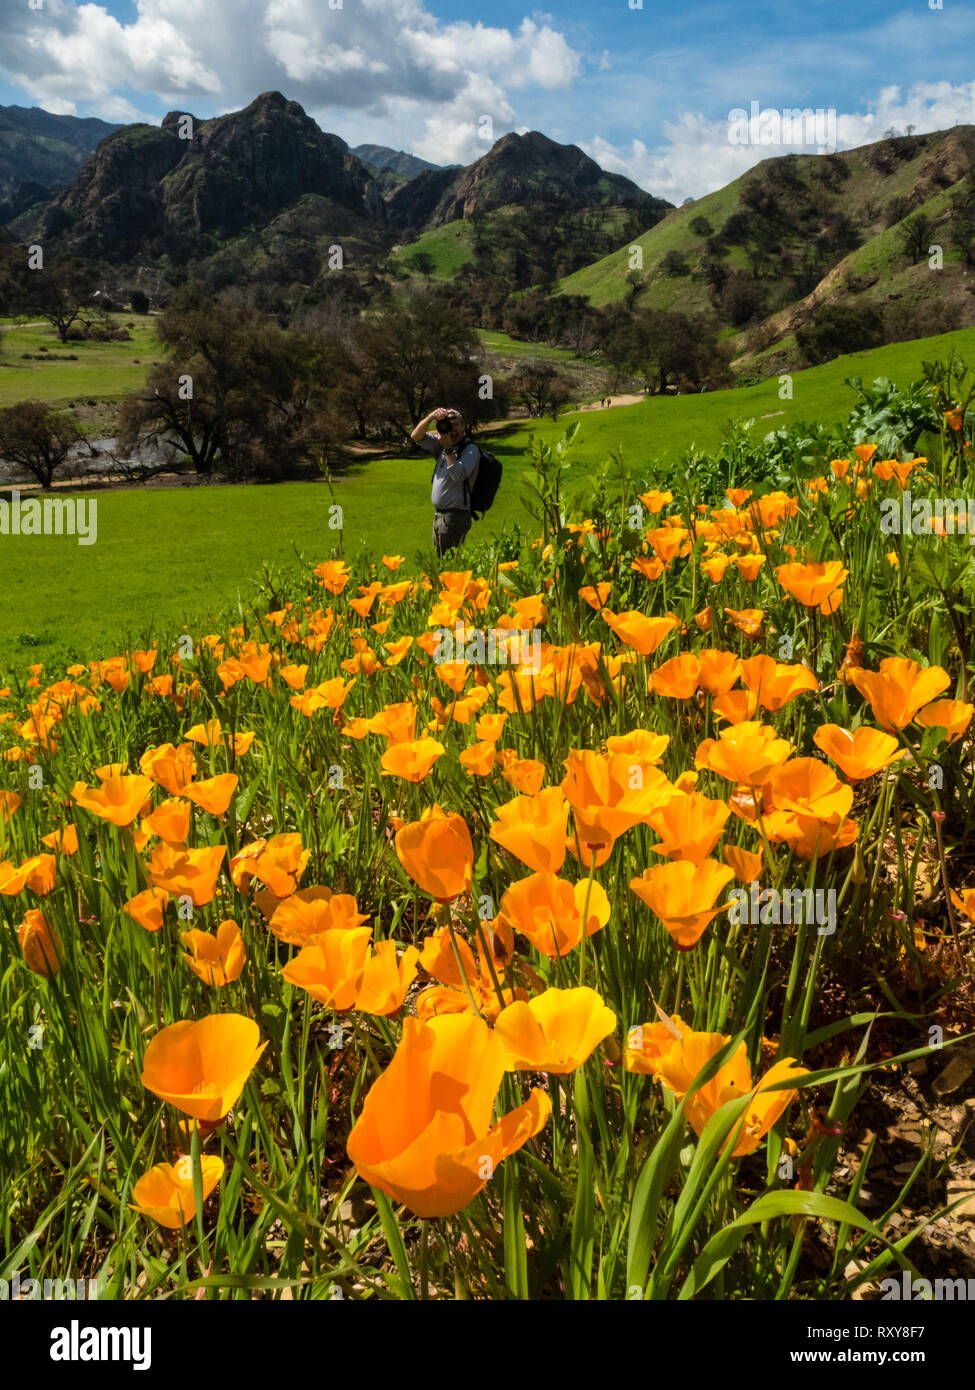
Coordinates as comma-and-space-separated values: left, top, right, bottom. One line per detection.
21, 96, 670, 269
36, 92, 385, 262
388, 129, 669, 229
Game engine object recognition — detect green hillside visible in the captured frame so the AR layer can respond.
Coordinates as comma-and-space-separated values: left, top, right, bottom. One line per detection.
554, 127, 975, 358
393, 220, 476, 278
556, 178, 745, 309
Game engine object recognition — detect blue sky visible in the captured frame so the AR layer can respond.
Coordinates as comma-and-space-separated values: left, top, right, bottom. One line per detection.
1, 0, 972, 201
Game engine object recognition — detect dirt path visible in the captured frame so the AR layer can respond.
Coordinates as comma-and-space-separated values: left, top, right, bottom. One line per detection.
471, 393, 648, 433
569, 392, 647, 413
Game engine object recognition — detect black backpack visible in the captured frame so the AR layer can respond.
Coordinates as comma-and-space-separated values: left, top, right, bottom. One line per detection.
460, 437, 502, 520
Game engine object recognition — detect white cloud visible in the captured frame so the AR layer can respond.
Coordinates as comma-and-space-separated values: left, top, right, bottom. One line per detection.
581, 80, 975, 205
96, 95, 162, 124
0, 0, 583, 162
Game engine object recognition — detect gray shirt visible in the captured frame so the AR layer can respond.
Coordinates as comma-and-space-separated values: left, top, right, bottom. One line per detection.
419, 433, 480, 511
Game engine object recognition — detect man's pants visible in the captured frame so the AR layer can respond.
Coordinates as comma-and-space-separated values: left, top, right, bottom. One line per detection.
433, 508, 471, 558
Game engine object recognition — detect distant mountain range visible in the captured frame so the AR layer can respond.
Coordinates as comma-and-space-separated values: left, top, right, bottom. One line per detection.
4, 91, 669, 270
0, 105, 119, 193
351, 144, 440, 179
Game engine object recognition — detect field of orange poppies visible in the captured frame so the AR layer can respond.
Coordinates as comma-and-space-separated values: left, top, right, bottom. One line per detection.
2, 397, 974, 1302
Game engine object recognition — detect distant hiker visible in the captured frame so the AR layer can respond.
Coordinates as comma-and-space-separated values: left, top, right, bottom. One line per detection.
410, 406, 480, 557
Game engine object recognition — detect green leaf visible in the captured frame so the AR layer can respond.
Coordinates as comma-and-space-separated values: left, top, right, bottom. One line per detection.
625, 1100, 686, 1294
679, 1190, 918, 1300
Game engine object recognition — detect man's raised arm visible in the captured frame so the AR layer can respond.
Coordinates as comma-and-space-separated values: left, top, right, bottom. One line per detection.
411, 408, 443, 444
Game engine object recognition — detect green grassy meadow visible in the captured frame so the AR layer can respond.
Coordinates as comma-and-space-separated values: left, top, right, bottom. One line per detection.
0, 315, 162, 408
2, 321, 974, 678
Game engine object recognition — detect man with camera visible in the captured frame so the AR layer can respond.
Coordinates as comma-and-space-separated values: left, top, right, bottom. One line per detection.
410, 406, 480, 558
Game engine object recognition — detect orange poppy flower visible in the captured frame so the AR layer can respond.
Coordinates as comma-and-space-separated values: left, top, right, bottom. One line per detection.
812, 725, 907, 781
435, 660, 471, 696
704, 721, 793, 788
268, 889, 368, 945
631, 555, 666, 581
417, 921, 509, 995
369, 702, 418, 744
314, 559, 351, 594
141, 798, 192, 844
346, 1013, 550, 1218
775, 561, 848, 608
490, 787, 568, 874
71, 772, 155, 827
850, 659, 950, 731
561, 749, 673, 849
19, 909, 63, 976
10, 853, 58, 896
723, 607, 764, 639
495, 987, 617, 1073
604, 729, 670, 764
124, 886, 170, 932
141, 1014, 267, 1122
381, 738, 445, 782
499, 754, 546, 796
652, 653, 701, 700
130, 648, 158, 674
282, 927, 374, 1010
476, 713, 508, 744
764, 810, 859, 860
131, 1156, 224, 1229
185, 719, 223, 747
147, 843, 227, 907
701, 554, 731, 583
713, 690, 759, 724
41, 824, 79, 855
350, 940, 419, 1017
579, 582, 612, 611
140, 742, 197, 795
735, 553, 766, 582
768, 758, 853, 821
914, 699, 974, 743
395, 805, 474, 903
181, 920, 246, 987
642, 1025, 808, 1156
723, 843, 764, 883
497, 871, 610, 957
740, 655, 818, 712
0, 790, 21, 822
183, 774, 239, 817
697, 649, 742, 696
278, 664, 309, 691
249, 834, 310, 898
290, 678, 354, 716
646, 791, 730, 863
601, 610, 680, 657
645, 525, 690, 563
746, 491, 797, 529
630, 859, 735, 950
459, 741, 498, 777
950, 888, 975, 922
639, 488, 673, 513
624, 1014, 690, 1073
